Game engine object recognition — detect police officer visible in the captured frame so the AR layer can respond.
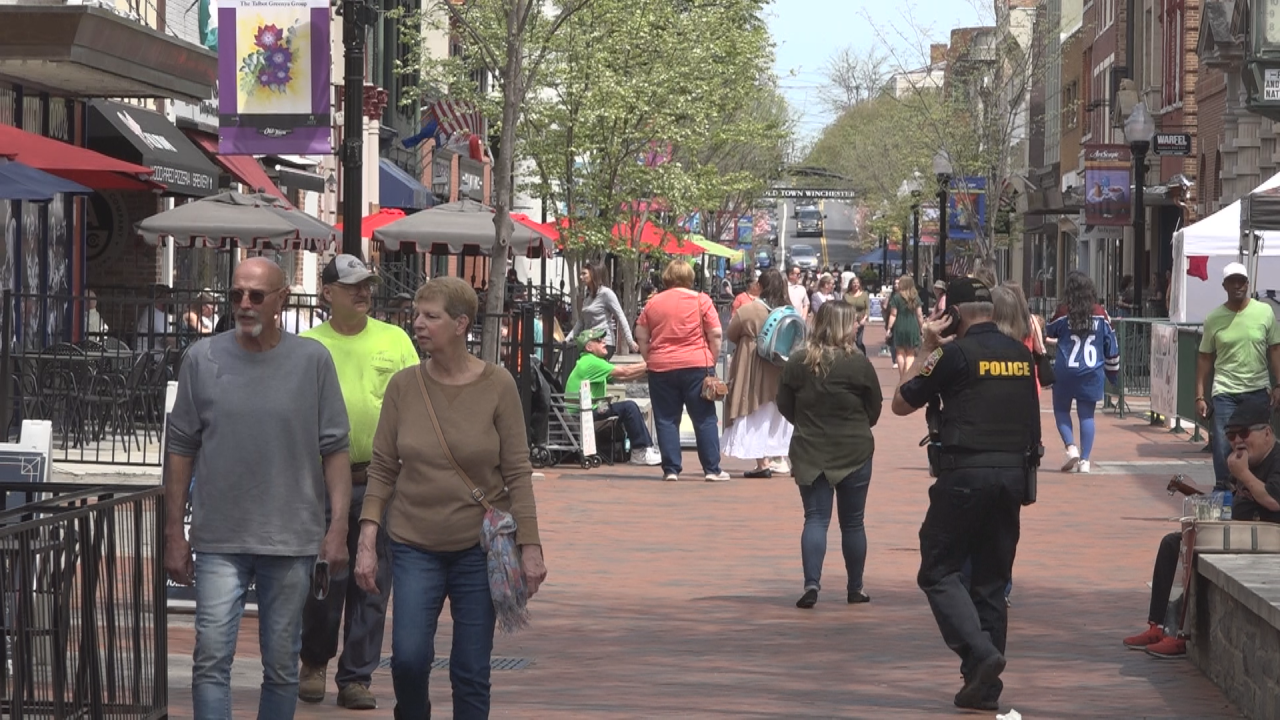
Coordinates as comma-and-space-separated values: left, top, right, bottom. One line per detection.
890, 277, 1041, 713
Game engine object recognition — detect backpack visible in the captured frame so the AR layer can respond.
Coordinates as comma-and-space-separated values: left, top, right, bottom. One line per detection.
756, 304, 807, 366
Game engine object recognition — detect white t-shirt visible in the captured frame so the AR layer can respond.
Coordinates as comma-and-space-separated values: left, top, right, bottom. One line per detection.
788, 282, 810, 318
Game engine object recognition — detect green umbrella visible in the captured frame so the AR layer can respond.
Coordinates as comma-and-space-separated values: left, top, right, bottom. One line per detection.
688, 234, 744, 261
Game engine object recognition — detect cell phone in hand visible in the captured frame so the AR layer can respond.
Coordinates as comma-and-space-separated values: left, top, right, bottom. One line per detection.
312, 560, 330, 600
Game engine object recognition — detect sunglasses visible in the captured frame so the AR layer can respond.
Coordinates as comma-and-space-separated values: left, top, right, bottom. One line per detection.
1225, 423, 1270, 442
229, 287, 283, 306
311, 560, 329, 600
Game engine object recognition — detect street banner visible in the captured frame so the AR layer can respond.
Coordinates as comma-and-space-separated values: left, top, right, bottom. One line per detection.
1083, 145, 1132, 226
947, 177, 986, 240
218, 0, 332, 154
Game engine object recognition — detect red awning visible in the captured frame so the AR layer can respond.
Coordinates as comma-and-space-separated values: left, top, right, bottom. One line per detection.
0, 123, 161, 191
185, 130, 292, 207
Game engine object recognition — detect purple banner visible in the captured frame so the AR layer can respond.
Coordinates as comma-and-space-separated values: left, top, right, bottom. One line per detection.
218, 1, 331, 155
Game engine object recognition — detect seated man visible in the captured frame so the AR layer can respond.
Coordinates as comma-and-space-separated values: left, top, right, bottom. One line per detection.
566, 328, 660, 466
1122, 396, 1280, 658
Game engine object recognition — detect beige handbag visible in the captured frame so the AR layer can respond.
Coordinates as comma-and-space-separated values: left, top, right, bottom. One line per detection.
1193, 521, 1280, 553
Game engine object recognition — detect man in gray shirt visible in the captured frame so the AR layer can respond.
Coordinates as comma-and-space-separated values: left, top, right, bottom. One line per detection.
164, 258, 353, 720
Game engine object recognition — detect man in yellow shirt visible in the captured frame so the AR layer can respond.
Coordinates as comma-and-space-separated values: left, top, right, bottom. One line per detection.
298, 255, 419, 709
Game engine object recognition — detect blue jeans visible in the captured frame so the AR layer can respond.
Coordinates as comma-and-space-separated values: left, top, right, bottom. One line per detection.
389, 542, 495, 720
798, 462, 872, 593
1211, 389, 1271, 491
596, 399, 652, 448
647, 367, 721, 476
191, 553, 314, 720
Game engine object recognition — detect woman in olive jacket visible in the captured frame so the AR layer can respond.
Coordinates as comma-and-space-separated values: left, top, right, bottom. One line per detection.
777, 300, 883, 609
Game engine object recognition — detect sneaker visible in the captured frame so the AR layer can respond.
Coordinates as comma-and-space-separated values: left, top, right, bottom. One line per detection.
1062, 444, 1080, 472
1145, 636, 1186, 658
298, 662, 326, 703
743, 467, 773, 478
848, 590, 871, 604
630, 447, 662, 466
796, 588, 818, 608
705, 471, 731, 482
661, 472, 678, 482
768, 459, 790, 474
336, 683, 377, 710
1078, 459, 1092, 473
1123, 622, 1166, 650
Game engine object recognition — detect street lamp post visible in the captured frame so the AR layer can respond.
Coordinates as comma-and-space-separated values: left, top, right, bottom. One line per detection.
933, 149, 953, 284
1124, 102, 1156, 317
339, 0, 375, 258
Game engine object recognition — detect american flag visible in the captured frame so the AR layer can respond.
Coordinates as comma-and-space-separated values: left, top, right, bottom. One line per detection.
950, 255, 973, 278
424, 99, 484, 137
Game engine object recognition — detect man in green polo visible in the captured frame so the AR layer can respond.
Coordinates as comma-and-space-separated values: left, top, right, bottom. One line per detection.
565, 328, 659, 465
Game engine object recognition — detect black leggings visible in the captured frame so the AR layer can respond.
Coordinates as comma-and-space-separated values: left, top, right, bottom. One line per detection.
1148, 532, 1183, 626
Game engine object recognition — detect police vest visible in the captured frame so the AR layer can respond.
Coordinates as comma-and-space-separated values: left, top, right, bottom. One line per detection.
939, 333, 1039, 454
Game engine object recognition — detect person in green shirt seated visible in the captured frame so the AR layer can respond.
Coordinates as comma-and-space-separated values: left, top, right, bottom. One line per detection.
565, 328, 660, 465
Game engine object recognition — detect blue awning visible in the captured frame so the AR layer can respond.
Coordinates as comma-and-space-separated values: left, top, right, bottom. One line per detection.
0, 158, 92, 201
379, 159, 433, 210
854, 248, 902, 265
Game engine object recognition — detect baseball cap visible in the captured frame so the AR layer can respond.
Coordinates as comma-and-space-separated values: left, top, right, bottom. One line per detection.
945, 276, 993, 305
1227, 395, 1273, 428
576, 328, 606, 350
322, 254, 381, 286
1223, 262, 1249, 281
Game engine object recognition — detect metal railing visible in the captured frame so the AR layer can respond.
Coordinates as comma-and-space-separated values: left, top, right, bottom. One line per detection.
0, 483, 167, 719
1105, 318, 1155, 419
2, 288, 574, 466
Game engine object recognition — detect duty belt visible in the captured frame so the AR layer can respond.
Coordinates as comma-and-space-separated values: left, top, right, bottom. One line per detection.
351, 462, 370, 485
939, 451, 1026, 470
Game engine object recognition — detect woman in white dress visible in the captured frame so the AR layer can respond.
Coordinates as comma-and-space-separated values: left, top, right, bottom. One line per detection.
721, 268, 794, 477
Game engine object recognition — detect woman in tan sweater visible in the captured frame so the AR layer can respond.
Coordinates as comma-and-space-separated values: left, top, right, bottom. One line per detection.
353, 276, 547, 719
721, 268, 794, 477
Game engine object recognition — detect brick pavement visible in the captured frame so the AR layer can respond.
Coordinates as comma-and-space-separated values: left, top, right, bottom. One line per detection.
164, 326, 1238, 718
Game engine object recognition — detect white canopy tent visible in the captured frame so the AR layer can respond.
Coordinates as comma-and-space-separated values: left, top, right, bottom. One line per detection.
1171, 172, 1280, 323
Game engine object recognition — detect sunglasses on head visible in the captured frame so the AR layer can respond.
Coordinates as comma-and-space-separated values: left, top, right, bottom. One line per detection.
1225, 423, 1270, 442
229, 287, 282, 305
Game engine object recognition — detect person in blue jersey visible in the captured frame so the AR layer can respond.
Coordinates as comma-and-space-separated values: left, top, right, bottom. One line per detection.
1044, 271, 1119, 473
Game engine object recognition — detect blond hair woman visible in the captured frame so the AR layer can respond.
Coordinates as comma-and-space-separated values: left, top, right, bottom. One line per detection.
777, 301, 883, 609
887, 275, 925, 380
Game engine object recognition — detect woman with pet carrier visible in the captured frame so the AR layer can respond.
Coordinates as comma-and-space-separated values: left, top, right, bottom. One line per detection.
722, 269, 795, 478
777, 301, 883, 609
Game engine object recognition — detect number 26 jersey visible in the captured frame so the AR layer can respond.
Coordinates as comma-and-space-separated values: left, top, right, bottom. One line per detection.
1046, 304, 1120, 402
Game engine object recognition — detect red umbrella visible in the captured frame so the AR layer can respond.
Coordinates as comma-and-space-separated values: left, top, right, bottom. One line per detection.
510, 212, 557, 240
611, 220, 697, 255
336, 208, 407, 239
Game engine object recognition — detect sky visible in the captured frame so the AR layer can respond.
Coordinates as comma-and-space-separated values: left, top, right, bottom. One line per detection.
765, 0, 986, 142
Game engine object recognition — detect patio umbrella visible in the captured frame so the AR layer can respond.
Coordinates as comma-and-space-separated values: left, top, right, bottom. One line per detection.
610, 220, 698, 255
335, 207, 408, 239
510, 212, 557, 241
0, 157, 93, 201
136, 191, 337, 251
373, 199, 550, 256
688, 234, 744, 262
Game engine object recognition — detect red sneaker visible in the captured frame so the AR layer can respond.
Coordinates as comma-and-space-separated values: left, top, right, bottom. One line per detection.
1145, 636, 1186, 658
1122, 622, 1165, 649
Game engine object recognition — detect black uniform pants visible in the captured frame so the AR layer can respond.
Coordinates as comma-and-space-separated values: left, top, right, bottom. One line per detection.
917, 466, 1025, 681
300, 483, 393, 688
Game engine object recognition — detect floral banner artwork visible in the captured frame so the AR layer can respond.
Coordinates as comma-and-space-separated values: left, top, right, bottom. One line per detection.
218, 0, 331, 155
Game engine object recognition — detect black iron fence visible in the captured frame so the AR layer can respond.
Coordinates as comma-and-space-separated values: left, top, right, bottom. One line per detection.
0, 482, 167, 718
1, 288, 574, 466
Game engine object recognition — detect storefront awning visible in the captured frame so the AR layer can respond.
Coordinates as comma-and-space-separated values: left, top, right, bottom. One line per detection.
380, 159, 433, 210
0, 6, 215, 103
88, 100, 219, 197
0, 123, 161, 191
184, 130, 292, 207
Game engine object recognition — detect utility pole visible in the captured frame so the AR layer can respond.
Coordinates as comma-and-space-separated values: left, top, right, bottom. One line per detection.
340, 0, 373, 257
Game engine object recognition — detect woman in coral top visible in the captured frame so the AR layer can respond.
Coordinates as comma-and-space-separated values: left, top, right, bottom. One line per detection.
635, 260, 728, 482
